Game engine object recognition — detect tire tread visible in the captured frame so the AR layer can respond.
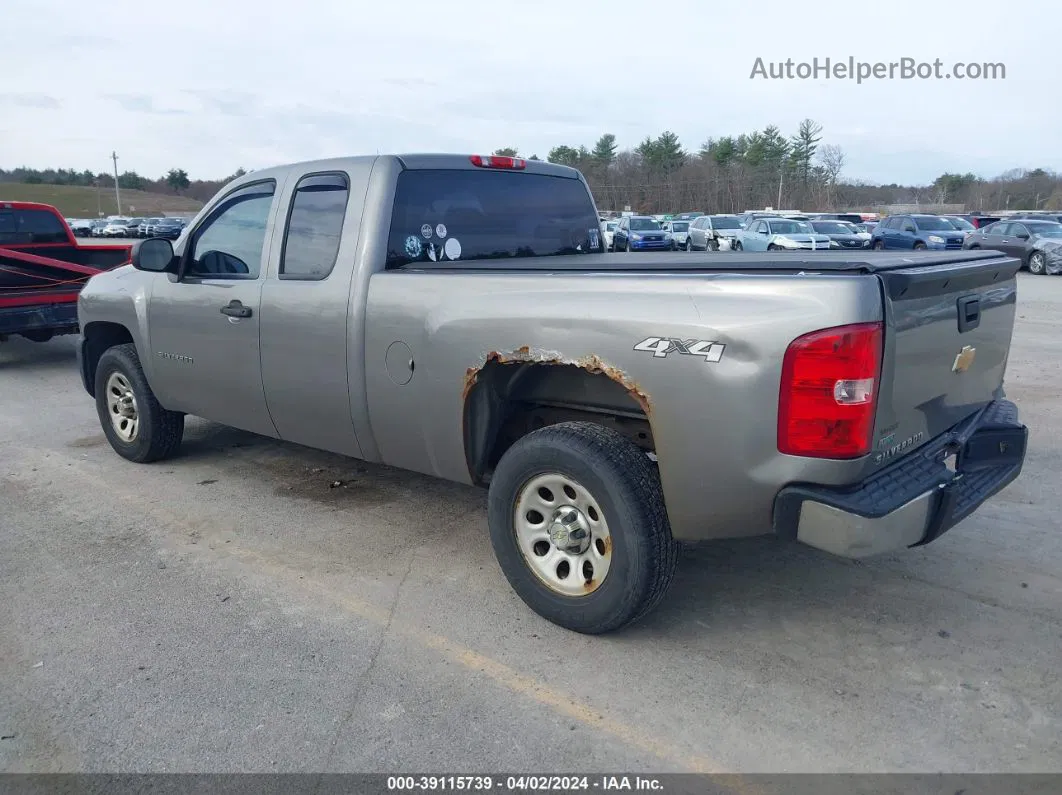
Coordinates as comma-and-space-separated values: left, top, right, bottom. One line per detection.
488, 421, 677, 633
96, 343, 184, 463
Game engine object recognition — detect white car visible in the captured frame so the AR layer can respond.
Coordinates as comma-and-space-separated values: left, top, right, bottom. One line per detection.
102, 220, 131, 237
840, 221, 873, 241
600, 219, 618, 251
661, 220, 690, 250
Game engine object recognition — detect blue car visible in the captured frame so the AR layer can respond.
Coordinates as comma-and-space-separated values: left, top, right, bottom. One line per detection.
871, 214, 966, 251
613, 215, 670, 252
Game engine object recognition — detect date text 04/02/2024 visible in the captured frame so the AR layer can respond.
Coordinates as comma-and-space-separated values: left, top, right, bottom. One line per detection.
386, 775, 664, 791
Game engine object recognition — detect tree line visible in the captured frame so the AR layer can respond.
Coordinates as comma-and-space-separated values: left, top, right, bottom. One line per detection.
0, 166, 248, 203
4, 119, 1061, 213
492, 120, 1062, 213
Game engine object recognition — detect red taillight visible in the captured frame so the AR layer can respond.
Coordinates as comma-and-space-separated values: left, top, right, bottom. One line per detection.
778, 322, 883, 459
469, 154, 526, 170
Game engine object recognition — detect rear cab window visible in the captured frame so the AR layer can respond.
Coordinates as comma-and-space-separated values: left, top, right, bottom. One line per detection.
385, 169, 603, 268
0, 207, 70, 245
280, 172, 350, 280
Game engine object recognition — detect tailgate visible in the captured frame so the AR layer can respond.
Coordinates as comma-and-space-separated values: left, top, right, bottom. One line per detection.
871, 254, 1020, 467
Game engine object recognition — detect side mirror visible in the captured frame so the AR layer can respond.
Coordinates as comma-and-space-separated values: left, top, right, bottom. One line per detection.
903, 226, 916, 234
758, 229, 769, 234
1016, 233, 1030, 240
131, 237, 176, 272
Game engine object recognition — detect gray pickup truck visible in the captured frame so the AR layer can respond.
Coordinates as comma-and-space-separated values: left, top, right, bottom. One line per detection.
75, 154, 1028, 633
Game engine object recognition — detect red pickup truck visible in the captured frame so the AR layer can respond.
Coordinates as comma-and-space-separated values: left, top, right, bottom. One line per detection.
0, 201, 132, 342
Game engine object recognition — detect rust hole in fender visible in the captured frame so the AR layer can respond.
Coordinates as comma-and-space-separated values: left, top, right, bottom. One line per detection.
461, 347, 653, 417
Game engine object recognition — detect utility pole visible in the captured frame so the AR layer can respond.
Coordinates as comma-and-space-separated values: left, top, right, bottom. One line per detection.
777, 168, 784, 210
111, 151, 122, 215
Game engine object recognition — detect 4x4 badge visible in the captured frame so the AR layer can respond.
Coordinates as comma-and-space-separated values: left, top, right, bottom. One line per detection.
634, 337, 725, 362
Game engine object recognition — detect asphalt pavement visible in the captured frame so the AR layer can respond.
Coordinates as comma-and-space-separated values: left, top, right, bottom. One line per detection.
1, 274, 1060, 775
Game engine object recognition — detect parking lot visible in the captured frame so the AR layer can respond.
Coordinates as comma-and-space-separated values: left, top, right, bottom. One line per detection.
1, 271, 1060, 775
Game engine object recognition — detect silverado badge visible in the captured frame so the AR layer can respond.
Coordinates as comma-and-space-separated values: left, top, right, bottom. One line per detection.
952, 345, 976, 373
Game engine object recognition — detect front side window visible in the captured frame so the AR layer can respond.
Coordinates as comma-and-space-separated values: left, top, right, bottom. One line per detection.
187, 181, 275, 279
280, 173, 350, 280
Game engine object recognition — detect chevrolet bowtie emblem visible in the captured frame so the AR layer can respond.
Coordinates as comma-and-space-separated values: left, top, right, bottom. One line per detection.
952, 345, 976, 373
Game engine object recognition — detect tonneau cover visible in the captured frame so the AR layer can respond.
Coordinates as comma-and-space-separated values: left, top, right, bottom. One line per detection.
405, 249, 1013, 274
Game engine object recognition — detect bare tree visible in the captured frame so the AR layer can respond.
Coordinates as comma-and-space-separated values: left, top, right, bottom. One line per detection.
817, 144, 846, 209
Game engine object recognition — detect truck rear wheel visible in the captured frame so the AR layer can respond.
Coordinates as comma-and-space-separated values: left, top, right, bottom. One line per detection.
94, 343, 184, 463
487, 422, 677, 634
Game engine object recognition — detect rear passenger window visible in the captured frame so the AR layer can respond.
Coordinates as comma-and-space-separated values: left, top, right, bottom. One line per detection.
385, 169, 603, 268
0, 208, 69, 244
280, 173, 350, 280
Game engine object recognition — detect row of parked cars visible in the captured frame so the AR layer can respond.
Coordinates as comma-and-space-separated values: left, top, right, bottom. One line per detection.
66, 216, 188, 240
600, 211, 875, 253
599, 210, 1062, 274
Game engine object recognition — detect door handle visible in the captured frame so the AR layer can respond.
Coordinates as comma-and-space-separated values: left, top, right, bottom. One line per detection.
220, 300, 252, 319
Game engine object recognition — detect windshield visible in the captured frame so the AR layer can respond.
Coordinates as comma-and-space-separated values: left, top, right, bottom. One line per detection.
709, 216, 742, 229
670, 222, 689, 232
811, 222, 852, 235
1028, 223, 1062, 238
629, 218, 660, 231
913, 217, 955, 231
605, 222, 617, 231
769, 220, 812, 234
944, 217, 975, 230
385, 169, 603, 267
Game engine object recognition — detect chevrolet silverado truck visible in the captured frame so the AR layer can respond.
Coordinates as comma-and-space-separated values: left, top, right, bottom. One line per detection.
1, 201, 131, 343
75, 154, 1028, 634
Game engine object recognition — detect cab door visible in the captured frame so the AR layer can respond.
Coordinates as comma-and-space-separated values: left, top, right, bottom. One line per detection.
146, 179, 283, 437
258, 165, 371, 457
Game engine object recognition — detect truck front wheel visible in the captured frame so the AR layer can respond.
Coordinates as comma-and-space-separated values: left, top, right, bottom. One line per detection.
487, 422, 677, 634
94, 343, 184, 463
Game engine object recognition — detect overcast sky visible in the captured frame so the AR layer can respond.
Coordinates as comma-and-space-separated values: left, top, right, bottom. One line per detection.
1, 0, 1056, 186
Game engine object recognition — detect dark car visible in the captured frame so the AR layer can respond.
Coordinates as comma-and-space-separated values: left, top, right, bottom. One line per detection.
1010, 212, 1062, 225
810, 220, 871, 249
963, 218, 1062, 275
941, 216, 976, 235
871, 214, 966, 250
67, 218, 94, 237
612, 215, 669, 251
812, 212, 866, 225
152, 218, 185, 240
952, 213, 1002, 229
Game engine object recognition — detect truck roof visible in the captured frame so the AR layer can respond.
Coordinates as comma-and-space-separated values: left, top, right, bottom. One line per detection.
0, 200, 64, 213
230, 153, 583, 185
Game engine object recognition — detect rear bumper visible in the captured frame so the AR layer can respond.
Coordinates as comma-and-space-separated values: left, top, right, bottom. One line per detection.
773, 400, 1027, 558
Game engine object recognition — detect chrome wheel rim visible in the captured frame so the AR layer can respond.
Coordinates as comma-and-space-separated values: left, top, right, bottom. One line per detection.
1030, 253, 1045, 274
106, 372, 139, 442
514, 472, 613, 597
